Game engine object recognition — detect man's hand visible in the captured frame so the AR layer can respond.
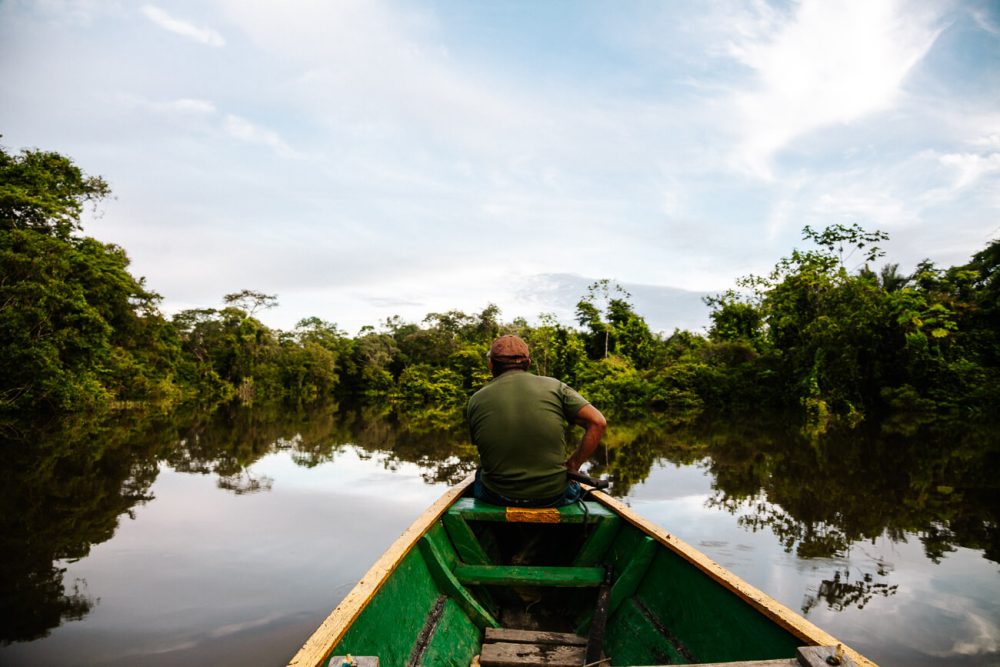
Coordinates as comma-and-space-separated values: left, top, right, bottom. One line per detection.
565, 404, 607, 472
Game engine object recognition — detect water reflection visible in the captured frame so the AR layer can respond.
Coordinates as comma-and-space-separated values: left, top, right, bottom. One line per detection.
0, 412, 163, 643
1, 403, 997, 650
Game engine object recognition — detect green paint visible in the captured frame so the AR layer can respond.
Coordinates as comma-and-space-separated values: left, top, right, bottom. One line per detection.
603, 597, 690, 665
454, 564, 605, 587
607, 535, 656, 615
417, 597, 482, 667
443, 513, 491, 564
419, 531, 499, 630
597, 523, 801, 665
630, 545, 801, 663
575, 535, 655, 633
441, 512, 500, 616
571, 515, 621, 566
324, 505, 808, 667
328, 546, 445, 667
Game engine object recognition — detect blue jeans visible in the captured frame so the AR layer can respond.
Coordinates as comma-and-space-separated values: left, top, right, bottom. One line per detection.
473, 469, 583, 508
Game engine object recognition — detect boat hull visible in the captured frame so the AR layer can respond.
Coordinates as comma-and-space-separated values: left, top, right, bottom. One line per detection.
289, 476, 875, 667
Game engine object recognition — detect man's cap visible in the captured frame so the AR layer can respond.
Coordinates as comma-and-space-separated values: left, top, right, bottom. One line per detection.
489, 335, 530, 361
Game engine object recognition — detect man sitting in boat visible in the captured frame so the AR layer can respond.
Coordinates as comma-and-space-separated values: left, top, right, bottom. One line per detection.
467, 334, 607, 507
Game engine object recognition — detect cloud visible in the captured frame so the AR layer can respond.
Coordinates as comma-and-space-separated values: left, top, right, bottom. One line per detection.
116, 93, 217, 116
222, 114, 300, 158
939, 151, 1000, 190
141, 5, 225, 47
726, 0, 945, 178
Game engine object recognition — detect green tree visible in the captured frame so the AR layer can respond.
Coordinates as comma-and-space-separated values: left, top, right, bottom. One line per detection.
0, 144, 110, 239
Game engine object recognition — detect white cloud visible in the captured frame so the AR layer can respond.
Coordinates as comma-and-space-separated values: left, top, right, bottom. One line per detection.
116, 93, 217, 116
141, 5, 225, 47
222, 114, 300, 158
726, 0, 945, 178
939, 151, 1000, 190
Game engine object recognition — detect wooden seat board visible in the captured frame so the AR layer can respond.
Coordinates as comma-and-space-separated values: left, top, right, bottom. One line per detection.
448, 498, 614, 524
479, 641, 587, 667
483, 628, 587, 646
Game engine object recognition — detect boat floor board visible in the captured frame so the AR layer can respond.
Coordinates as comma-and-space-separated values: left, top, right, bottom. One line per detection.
479, 641, 587, 667
484, 627, 587, 646
632, 661, 798, 667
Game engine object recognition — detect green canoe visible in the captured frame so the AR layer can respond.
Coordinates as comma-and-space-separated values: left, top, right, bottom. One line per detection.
289, 476, 875, 667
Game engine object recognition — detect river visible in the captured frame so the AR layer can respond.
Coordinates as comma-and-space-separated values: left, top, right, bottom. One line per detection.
0, 403, 997, 666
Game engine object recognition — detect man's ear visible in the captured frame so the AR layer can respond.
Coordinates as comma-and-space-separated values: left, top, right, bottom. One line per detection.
487, 358, 493, 371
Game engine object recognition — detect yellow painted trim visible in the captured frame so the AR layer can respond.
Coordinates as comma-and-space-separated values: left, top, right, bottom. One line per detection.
584, 488, 879, 667
505, 507, 562, 523
287, 475, 474, 667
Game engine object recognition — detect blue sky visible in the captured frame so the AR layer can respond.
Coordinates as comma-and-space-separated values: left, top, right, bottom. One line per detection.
2, 0, 998, 334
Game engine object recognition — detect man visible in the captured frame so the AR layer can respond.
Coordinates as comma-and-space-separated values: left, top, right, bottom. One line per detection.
467, 334, 607, 507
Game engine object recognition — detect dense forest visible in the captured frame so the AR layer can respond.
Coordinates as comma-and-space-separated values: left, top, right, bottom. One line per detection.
3, 144, 999, 429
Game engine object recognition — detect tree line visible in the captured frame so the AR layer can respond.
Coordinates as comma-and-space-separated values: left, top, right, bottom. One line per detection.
3, 143, 998, 427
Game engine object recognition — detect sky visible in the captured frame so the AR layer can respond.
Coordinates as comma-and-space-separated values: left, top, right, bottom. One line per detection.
2, 0, 998, 335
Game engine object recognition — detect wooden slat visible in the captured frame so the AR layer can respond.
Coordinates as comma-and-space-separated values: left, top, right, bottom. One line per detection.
287, 476, 474, 667
455, 564, 605, 587
484, 628, 587, 646
648, 660, 798, 667
798, 645, 857, 667
582, 488, 878, 667
480, 642, 587, 667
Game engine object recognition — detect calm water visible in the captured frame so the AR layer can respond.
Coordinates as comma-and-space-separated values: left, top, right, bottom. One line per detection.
0, 404, 997, 666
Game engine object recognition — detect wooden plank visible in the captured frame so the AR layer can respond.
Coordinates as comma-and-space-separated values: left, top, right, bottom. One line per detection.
287, 476, 473, 667
419, 533, 500, 630
660, 660, 798, 667
506, 507, 563, 523
455, 564, 605, 587
480, 642, 587, 667
328, 657, 380, 667
798, 645, 856, 667
484, 628, 587, 646
583, 489, 879, 667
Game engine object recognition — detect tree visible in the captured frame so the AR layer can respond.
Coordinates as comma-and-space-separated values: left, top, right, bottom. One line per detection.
223, 290, 278, 316
0, 144, 110, 239
0, 143, 181, 411
576, 279, 630, 359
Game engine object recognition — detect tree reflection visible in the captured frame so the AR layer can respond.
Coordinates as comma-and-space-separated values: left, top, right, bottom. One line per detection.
0, 412, 163, 643
800, 568, 898, 614
2, 402, 996, 643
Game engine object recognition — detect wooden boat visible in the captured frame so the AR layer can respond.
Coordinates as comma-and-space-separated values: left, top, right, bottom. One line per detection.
288, 475, 876, 667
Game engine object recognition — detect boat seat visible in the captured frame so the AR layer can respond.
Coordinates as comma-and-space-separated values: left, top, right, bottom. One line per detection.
447, 497, 615, 524
440, 498, 623, 587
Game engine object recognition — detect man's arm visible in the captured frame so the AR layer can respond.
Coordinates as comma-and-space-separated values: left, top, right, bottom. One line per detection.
565, 404, 607, 472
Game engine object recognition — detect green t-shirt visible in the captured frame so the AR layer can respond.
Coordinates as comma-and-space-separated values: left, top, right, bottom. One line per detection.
467, 370, 589, 499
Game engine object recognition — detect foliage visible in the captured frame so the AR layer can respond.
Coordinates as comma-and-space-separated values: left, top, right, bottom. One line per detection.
4, 143, 999, 428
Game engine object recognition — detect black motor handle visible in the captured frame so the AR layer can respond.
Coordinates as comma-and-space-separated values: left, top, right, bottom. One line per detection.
567, 470, 610, 490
